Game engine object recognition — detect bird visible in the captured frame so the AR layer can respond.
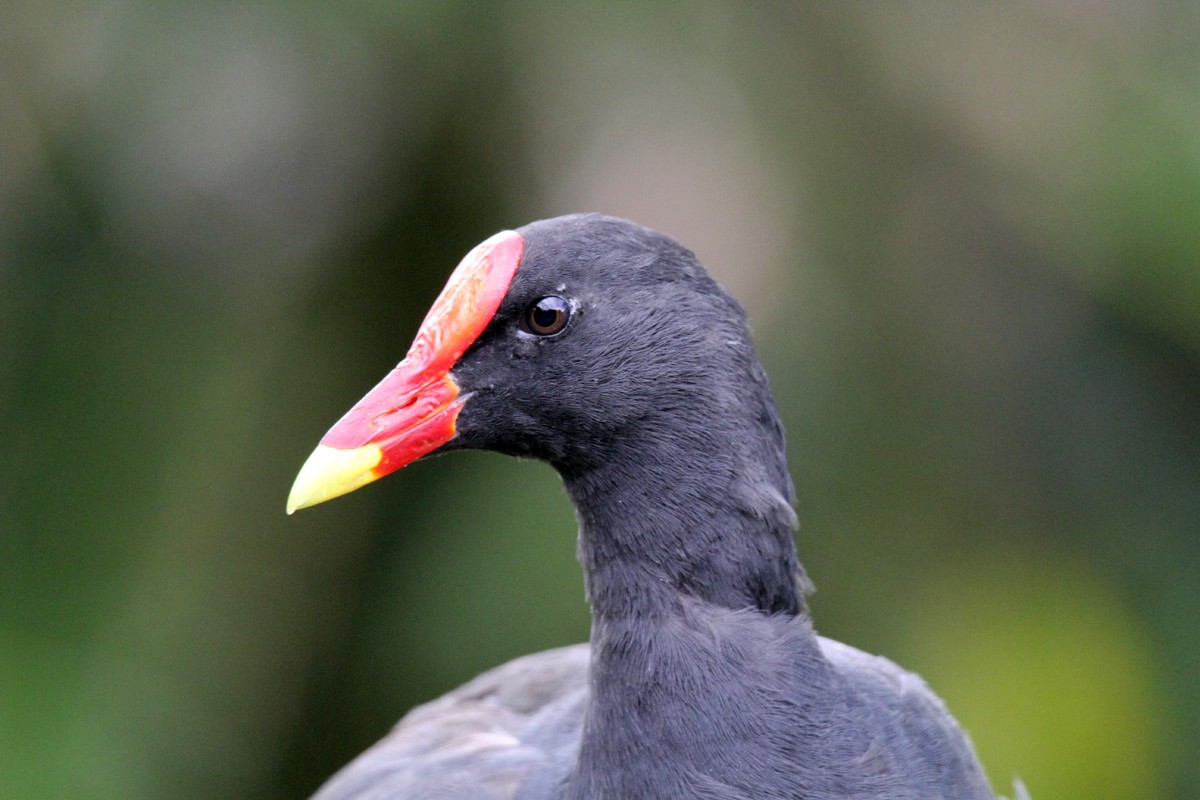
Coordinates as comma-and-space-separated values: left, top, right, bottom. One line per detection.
287, 213, 1019, 799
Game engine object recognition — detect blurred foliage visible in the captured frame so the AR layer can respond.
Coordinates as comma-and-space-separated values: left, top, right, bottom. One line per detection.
1, 3, 1197, 799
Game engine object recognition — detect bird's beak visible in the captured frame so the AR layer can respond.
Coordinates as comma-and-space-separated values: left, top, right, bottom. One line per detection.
287, 230, 524, 513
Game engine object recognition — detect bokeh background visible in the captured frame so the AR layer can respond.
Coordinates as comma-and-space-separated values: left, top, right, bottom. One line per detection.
2, 3, 1197, 799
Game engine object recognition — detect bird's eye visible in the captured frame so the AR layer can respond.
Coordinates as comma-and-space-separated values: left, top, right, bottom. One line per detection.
522, 296, 572, 336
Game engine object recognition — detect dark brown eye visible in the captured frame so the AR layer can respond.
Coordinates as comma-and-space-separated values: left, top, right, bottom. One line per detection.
522, 296, 571, 336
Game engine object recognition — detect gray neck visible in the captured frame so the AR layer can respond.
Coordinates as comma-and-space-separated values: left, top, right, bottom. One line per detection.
562, 418, 803, 621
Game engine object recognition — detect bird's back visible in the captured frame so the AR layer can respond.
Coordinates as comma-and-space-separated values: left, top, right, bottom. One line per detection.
310, 637, 1001, 800
310, 646, 588, 800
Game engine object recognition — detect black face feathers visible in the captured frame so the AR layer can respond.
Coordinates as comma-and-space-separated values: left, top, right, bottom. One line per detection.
451, 214, 786, 479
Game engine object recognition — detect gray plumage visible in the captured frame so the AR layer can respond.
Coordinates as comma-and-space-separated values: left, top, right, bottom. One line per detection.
314, 639, 1004, 799
308, 215, 1023, 799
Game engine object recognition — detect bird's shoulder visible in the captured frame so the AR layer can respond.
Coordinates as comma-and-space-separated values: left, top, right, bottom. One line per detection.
817, 636, 949, 710
310, 645, 589, 800
816, 636, 995, 799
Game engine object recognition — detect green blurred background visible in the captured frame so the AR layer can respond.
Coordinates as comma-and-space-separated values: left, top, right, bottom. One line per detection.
2, 3, 1197, 799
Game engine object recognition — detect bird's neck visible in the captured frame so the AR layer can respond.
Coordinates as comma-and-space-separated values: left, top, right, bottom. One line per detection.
555, 401, 823, 797
562, 424, 804, 622
560, 427, 821, 799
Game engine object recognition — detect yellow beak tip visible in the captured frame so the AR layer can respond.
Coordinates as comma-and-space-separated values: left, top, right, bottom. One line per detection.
286, 443, 384, 514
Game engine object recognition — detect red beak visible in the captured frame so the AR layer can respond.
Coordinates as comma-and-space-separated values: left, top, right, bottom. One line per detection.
287, 230, 524, 513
